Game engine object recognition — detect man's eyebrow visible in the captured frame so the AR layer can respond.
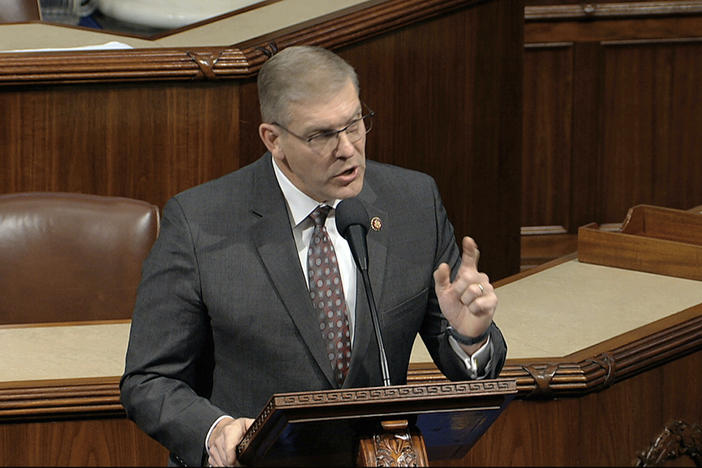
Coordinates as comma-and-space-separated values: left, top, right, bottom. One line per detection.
304, 107, 363, 135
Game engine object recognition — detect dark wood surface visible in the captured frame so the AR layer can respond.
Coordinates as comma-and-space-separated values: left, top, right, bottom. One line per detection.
236, 380, 516, 466
2, 256, 700, 466
578, 205, 702, 281
462, 350, 702, 466
0, 0, 523, 282
521, 1, 702, 267
0, 416, 169, 466
340, 0, 522, 282
410, 253, 702, 466
0, 1, 522, 466
3, 1, 702, 465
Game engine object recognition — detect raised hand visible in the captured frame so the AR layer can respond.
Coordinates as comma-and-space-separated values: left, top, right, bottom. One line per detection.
433, 236, 497, 352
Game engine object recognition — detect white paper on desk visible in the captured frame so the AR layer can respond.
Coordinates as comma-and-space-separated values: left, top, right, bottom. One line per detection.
1, 41, 133, 53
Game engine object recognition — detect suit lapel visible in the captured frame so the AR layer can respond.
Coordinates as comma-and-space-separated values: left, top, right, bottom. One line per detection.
358, 181, 389, 317
249, 155, 336, 387
247, 156, 392, 388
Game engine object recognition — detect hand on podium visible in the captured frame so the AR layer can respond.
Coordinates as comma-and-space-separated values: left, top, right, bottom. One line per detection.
207, 417, 255, 466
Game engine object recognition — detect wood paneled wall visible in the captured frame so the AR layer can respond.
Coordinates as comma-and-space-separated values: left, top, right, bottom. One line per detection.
0, 0, 523, 282
0, 1, 522, 466
464, 349, 702, 466
0, 417, 168, 466
521, 1, 702, 266
2, 81, 242, 204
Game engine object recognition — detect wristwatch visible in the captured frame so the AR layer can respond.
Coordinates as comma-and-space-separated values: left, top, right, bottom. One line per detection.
446, 325, 490, 346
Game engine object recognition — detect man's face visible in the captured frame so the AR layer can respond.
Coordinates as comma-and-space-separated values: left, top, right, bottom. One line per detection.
268, 79, 366, 203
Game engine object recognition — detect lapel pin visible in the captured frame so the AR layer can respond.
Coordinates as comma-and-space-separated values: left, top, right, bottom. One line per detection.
370, 216, 382, 232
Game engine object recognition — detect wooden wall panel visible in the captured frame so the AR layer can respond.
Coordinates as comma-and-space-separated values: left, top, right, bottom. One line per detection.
522, 2, 702, 267
0, 417, 168, 466
0, 1, 523, 464
1, 82, 241, 208
340, 0, 522, 281
570, 42, 603, 231
522, 44, 573, 228
601, 41, 702, 222
600, 43, 659, 222
0, 0, 523, 281
461, 349, 702, 466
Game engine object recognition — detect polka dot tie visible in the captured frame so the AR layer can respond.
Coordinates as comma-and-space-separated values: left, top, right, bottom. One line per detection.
307, 205, 352, 386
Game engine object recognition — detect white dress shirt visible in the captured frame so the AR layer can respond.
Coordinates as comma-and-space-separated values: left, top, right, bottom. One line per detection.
271, 158, 358, 342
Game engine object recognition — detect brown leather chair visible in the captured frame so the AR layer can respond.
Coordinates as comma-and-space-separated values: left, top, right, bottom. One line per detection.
0, 192, 159, 325
0, 0, 40, 23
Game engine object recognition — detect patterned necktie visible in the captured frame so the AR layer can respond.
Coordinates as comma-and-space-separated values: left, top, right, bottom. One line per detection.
307, 205, 352, 386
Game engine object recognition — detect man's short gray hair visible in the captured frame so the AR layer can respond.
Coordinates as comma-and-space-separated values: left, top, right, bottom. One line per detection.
257, 46, 360, 126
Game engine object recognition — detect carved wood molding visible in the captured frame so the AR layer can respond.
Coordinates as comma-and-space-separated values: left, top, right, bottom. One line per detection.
271, 379, 514, 407
0, 0, 483, 86
1, 310, 698, 421
1, 311, 698, 421
357, 419, 429, 467
526, 1, 702, 21
635, 420, 702, 467
0, 379, 123, 421
236, 380, 515, 440
236, 379, 516, 457
409, 313, 702, 399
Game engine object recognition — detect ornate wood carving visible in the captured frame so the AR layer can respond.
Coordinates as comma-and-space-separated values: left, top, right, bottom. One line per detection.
3, 309, 694, 422
272, 380, 514, 406
235, 379, 517, 456
0, 0, 482, 86
408, 307, 702, 399
635, 420, 702, 467
357, 419, 429, 467
3, 294, 696, 423
526, 1, 702, 20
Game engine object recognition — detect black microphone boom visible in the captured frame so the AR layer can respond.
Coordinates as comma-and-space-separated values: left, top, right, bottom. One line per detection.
335, 198, 369, 270
336, 198, 391, 387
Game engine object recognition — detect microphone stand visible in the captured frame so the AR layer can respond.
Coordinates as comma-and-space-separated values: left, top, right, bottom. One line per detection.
349, 228, 423, 466
338, 206, 428, 466
360, 267, 392, 387
343, 223, 391, 387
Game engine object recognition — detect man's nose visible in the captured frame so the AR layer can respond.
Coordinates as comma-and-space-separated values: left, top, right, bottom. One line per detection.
333, 130, 356, 158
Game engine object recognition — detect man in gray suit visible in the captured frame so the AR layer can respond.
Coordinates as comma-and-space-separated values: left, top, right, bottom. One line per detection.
121, 45, 507, 467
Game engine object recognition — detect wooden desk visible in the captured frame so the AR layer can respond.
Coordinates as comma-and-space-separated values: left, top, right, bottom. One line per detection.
409, 255, 702, 466
2, 254, 699, 466
0, 320, 168, 466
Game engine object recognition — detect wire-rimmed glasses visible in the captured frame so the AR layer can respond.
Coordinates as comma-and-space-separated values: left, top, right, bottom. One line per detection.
272, 105, 374, 155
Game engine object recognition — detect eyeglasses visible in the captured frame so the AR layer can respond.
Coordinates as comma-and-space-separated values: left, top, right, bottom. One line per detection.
272, 106, 374, 155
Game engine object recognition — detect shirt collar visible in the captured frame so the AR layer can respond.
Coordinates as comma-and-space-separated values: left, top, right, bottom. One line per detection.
271, 157, 338, 228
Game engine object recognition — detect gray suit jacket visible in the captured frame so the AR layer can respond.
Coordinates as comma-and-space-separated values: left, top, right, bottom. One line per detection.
120, 153, 506, 466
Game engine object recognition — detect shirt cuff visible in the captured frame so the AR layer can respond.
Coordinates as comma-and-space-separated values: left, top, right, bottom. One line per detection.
448, 334, 492, 379
205, 415, 235, 456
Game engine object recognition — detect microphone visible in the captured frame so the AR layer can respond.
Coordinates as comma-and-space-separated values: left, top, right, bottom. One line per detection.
336, 198, 391, 387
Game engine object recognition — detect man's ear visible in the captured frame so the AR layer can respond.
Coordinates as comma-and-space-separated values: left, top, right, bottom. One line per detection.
259, 123, 283, 157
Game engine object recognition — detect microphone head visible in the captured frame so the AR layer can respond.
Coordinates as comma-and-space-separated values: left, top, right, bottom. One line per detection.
335, 198, 369, 238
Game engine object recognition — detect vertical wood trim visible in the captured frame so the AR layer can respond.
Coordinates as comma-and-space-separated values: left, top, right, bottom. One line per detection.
570, 42, 603, 231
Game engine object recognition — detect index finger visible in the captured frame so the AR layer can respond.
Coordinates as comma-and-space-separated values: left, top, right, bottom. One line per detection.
461, 236, 479, 271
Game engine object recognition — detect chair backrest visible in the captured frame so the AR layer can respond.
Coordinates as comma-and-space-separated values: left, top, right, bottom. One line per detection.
0, 0, 40, 23
0, 192, 159, 324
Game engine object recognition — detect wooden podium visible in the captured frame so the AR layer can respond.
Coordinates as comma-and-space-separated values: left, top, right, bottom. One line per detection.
236, 379, 517, 466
